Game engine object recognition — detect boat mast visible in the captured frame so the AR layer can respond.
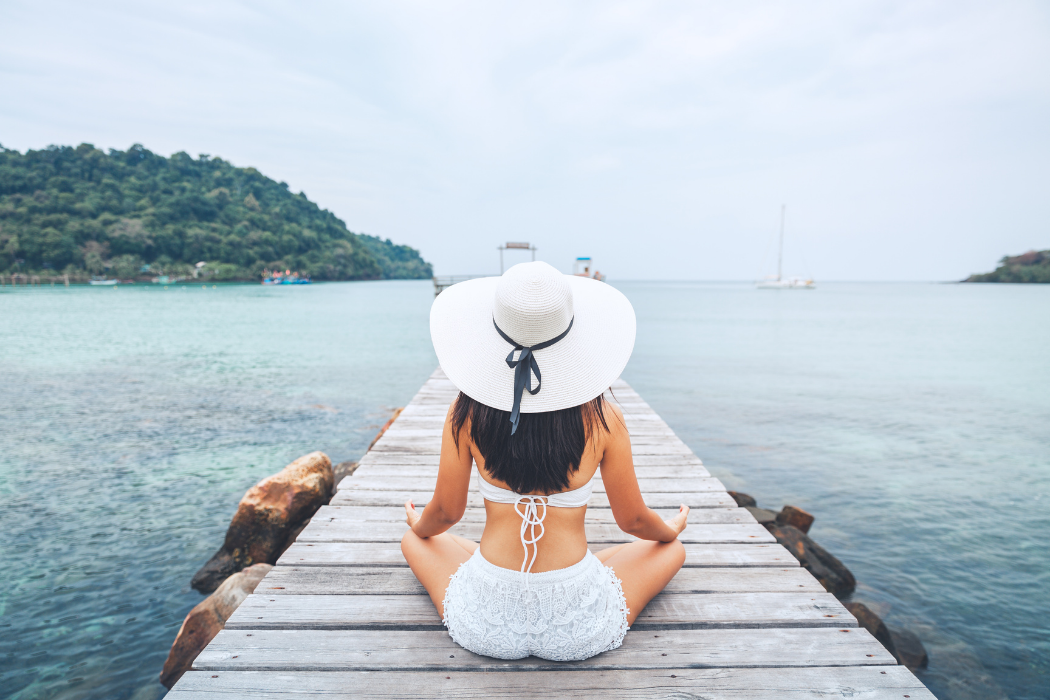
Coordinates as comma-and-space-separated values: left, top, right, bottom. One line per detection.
777, 204, 785, 282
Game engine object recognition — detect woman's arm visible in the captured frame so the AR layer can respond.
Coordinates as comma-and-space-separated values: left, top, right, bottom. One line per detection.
405, 401, 473, 538
600, 402, 689, 542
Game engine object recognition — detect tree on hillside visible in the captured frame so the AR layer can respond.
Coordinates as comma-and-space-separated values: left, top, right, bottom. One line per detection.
0, 143, 432, 281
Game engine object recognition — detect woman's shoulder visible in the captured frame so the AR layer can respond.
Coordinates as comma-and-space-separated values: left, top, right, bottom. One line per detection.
601, 399, 628, 437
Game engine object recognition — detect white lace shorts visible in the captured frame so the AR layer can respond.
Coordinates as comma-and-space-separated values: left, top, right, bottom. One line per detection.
442, 549, 630, 661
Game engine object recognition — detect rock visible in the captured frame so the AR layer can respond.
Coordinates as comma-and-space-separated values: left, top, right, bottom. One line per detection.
889, 626, 929, 670
160, 563, 272, 689
844, 602, 897, 659
190, 549, 241, 592
744, 506, 778, 524
727, 491, 756, 508
332, 460, 359, 487
776, 505, 815, 533
764, 523, 856, 597
191, 451, 333, 592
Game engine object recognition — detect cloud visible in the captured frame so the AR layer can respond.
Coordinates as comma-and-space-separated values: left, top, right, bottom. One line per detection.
2, 0, 1048, 279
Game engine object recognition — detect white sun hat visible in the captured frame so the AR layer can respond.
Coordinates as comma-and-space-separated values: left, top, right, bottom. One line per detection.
430, 261, 636, 431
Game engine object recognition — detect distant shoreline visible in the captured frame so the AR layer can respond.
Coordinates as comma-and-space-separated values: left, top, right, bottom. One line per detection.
963, 249, 1049, 283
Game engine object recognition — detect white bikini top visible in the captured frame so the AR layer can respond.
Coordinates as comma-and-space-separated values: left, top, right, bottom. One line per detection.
476, 472, 594, 578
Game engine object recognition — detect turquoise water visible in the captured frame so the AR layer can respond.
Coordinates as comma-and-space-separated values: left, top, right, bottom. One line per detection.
0, 280, 1046, 699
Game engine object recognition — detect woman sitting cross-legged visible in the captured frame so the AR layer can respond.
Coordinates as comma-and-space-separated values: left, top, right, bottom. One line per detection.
401, 261, 688, 661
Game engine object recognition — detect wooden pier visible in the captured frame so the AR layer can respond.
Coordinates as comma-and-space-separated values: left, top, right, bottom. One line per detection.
169, 369, 934, 699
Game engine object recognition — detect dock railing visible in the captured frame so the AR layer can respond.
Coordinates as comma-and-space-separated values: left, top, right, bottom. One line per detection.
432, 275, 487, 296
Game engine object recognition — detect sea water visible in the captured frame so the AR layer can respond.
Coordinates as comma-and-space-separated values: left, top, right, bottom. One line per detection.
0, 280, 1046, 700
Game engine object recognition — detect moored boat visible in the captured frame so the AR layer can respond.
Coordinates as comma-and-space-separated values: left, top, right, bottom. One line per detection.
756, 205, 815, 290
573, 257, 606, 281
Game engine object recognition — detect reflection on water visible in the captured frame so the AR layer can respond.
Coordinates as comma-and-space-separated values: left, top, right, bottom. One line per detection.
0, 280, 1046, 699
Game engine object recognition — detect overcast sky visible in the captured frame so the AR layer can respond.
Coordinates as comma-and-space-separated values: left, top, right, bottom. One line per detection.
2, 0, 1048, 280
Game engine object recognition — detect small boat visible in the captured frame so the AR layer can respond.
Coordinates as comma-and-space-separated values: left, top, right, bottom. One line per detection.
262, 269, 311, 285
89, 278, 118, 286
757, 276, 815, 289
756, 206, 815, 289
573, 257, 606, 282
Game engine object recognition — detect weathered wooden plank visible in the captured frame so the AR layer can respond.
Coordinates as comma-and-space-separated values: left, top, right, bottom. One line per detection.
306, 506, 756, 525
356, 453, 441, 466
380, 418, 679, 433
194, 627, 895, 672
350, 463, 709, 479
370, 423, 682, 437
622, 454, 703, 465
278, 542, 799, 568
348, 465, 712, 481
380, 413, 674, 427
368, 442, 697, 456
397, 404, 456, 415
169, 666, 935, 698
329, 490, 739, 509
223, 591, 854, 630
350, 458, 706, 476
366, 444, 442, 454
258, 566, 824, 596
339, 476, 727, 494
385, 422, 680, 439
295, 519, 774, 544
352, 452, 705, 469
359, 454, 695, 467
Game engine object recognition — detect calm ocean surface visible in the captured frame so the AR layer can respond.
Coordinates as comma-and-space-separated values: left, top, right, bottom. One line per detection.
0, 280, 1046, 700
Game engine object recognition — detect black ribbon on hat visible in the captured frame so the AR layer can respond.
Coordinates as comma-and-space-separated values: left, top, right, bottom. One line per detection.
493, 317, 574, 435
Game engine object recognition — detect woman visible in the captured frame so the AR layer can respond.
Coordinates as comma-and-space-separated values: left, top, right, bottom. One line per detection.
401, 261, 688, 661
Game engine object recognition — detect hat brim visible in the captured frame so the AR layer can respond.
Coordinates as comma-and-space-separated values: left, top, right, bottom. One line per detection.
430, 275, 636, 413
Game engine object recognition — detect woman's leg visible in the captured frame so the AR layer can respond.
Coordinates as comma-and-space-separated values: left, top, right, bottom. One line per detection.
598, 539, 686, 625
447, 533, 480, 555
592, 542, 629, 562
401, 530, 475, 617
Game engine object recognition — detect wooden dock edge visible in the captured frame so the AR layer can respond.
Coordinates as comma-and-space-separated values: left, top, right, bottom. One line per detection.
169, 368, 935, 699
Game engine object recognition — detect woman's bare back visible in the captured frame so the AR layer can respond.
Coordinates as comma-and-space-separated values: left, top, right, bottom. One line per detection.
474, 454, 601, 573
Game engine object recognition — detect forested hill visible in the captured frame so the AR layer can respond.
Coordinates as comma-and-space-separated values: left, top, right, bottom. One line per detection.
964, 250, 1050, 283
0, 143, 432, 282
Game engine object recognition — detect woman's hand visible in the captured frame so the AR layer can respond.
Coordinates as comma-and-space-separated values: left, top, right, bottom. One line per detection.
405, 500, 422, 530
664, 504, 690, 536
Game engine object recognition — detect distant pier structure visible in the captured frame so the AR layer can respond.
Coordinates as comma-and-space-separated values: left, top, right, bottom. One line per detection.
499, 241, 536, 273
433, 241, 538, 296
432, 275, 482, 296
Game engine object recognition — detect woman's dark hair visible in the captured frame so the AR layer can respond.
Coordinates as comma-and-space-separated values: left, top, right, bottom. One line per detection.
451, 392, 612, 494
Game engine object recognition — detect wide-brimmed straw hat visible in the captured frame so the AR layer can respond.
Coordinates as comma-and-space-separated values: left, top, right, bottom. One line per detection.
430, 261, 636, 432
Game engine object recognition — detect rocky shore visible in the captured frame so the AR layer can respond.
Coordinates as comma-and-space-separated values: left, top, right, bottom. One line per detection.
160, 451, 342, 687
158, 412, 399, 689
728, 490, 929, 671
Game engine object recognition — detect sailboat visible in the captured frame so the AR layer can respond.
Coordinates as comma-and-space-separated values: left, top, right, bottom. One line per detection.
756, 205, 815, 289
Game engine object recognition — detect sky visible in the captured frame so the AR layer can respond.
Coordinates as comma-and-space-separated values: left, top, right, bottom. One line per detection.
1, 0, 1048, 281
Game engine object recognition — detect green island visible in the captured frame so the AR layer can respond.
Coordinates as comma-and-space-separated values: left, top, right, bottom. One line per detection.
0, 143, 432, 282
965, 250, 1050, 283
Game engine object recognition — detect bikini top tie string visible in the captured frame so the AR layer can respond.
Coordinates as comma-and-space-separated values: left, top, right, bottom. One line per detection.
514, 495, 547, 589
493, 317, 574, 435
